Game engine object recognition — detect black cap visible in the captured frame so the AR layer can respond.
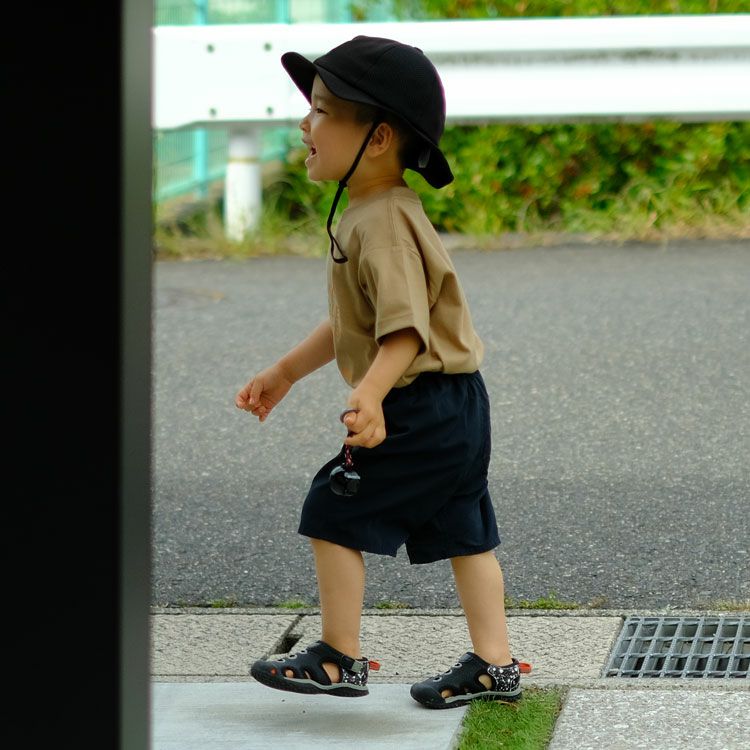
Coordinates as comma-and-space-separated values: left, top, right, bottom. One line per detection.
281, 35, 454, 189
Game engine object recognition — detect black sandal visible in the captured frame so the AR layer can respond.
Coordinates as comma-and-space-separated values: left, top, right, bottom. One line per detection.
410, 652, 523, 709
250, 640, 378, 697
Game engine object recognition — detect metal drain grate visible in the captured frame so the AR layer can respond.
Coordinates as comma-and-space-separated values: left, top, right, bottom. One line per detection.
603, 615, 749, 678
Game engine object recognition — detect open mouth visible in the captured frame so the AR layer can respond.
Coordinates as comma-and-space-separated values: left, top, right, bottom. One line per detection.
304, 143, 317, 166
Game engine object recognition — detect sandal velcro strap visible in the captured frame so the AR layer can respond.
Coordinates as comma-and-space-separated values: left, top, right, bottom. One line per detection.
306, 640, 369, 678
343, 656, 367, 673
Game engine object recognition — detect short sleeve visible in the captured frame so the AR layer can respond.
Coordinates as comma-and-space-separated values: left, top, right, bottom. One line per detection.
358, 243, 430, 353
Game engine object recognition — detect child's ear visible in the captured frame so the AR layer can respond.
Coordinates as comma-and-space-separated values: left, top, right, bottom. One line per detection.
368, 122, 395, 155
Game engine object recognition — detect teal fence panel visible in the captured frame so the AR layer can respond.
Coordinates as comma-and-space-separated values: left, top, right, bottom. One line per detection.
153, 0, 355, 204
154, 128, 231, 201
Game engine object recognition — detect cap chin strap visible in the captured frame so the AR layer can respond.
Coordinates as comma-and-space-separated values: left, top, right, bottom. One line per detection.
326, 120, 381, 264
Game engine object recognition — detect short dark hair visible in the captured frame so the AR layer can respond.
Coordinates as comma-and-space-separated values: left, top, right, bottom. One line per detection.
353, 102, 421, 169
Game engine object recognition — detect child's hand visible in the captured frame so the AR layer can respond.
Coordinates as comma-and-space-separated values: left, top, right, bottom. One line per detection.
342, 387, 386, 448
235, 364, 293, 422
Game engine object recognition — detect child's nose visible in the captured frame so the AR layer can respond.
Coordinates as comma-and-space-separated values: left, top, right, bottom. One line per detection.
299, 113, 310, 131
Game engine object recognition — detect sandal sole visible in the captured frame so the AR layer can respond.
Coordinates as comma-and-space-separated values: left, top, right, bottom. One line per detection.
412, 689, 522, 710
250, 664, 369, 698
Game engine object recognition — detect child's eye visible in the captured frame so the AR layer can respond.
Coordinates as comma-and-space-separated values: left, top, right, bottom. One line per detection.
311, 107, 326, 115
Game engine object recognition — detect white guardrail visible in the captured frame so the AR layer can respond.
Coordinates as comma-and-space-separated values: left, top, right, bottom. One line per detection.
152, 15, 750, 239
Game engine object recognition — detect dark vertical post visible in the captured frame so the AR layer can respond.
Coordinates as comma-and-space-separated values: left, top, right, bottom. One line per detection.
121, 0, 154, 748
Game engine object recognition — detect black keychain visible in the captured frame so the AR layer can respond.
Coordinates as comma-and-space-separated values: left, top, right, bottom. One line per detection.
329, 409, 361, 497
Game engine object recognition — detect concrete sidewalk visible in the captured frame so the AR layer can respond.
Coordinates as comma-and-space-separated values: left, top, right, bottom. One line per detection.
150, 608, 749, 749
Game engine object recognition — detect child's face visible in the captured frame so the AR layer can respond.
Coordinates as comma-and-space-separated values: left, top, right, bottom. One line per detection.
299, 76, 373, 183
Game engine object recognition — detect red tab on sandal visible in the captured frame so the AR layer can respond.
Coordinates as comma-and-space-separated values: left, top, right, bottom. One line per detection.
368, 660, 381, 670
519, 661, 532, 674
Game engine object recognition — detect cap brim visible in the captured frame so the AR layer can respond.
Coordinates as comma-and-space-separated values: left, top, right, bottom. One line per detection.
281, 51, 379, 107
280, 52, 316, 103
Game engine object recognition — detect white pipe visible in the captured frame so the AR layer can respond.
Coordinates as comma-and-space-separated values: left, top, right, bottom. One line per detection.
224, 127, 262, 241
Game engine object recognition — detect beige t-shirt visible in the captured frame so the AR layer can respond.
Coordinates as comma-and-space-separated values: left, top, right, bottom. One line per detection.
328, 185, 484, 388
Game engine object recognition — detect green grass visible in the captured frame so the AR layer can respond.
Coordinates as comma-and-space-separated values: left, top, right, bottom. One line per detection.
701, 599, 750, 612
273, 599, 311, 609
202, 594, 583, 610
208, 597, 238, 608
374, 600, 413, 610
456, 687, 567, 750
504, 593, 580, 610
152, 185, 749, 263
153, 194, 322, 261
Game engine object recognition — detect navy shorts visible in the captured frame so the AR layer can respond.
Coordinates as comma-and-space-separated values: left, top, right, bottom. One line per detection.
298, 370, 501, 564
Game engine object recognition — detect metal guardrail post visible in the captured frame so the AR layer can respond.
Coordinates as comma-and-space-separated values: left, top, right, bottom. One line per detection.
225, 127, 263, 241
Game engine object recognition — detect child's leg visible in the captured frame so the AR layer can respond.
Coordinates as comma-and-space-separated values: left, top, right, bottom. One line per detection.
291, 537, 364, 682
451, 550, 512, 689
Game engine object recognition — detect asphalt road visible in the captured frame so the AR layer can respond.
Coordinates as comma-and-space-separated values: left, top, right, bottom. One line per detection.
151, 239, 749, 610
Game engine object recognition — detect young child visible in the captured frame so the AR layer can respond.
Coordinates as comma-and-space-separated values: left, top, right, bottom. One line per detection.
235, 35, 523, 709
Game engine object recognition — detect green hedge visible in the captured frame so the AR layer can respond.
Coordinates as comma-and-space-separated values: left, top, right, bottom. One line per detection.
263, 1, 750, 239
417, 122, 749, 234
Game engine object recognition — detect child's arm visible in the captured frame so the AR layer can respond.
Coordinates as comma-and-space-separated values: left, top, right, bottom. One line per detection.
235, 319, 335, 422
342, 327, 421, 448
